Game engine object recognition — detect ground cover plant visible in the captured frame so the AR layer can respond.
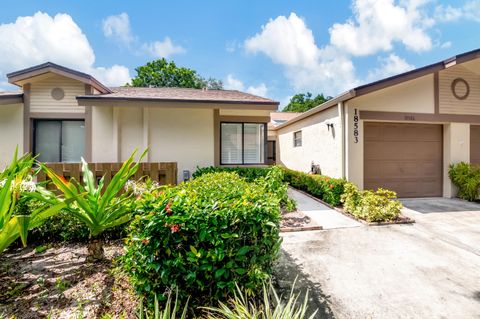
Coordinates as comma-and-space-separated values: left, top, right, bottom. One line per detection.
448, 162, 480, 201
341, 183, 403, 222
123, 171, 282, 307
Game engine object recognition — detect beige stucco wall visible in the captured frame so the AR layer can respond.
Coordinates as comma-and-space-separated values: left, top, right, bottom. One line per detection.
0, 104, 23, 169
276, 106, 342, 177
92, 106, 215, 182
30, 74, 85, 114
443, 123, 470, 197
439, 64, 480, 115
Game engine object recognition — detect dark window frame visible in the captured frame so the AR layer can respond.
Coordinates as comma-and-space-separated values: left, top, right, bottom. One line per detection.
220, 121, 267, 165
33, 119, 85, 163
293, 130, 302, 147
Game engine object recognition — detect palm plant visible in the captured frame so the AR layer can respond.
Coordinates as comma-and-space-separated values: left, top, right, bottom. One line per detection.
0, 150, 68, 254
41, 150, 147, 261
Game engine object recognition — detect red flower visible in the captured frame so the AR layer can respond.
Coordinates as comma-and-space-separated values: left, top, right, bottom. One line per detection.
170, 224, 180, 233
165, 202, 173, 214
141, 238, 150, 245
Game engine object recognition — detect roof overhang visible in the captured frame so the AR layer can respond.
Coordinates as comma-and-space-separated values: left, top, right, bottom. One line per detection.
275, 48, 480, 130
76, 96, 279, 110
0, 93, 23, 105
7, 62, 112, 94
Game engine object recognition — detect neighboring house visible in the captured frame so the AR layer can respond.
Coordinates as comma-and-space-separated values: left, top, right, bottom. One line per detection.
0, 62, 278, 182
272, 48, 480, 198
267, 112, 300, 164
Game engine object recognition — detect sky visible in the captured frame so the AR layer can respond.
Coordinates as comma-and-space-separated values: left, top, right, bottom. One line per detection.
0, 0, 479, 108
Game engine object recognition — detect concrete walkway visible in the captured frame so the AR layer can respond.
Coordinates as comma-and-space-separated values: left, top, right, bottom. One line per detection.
278, 198, 480, 319
288, 188, 361, 230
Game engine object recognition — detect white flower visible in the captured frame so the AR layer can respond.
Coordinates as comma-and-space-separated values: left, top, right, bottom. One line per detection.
20, 175, 36, 193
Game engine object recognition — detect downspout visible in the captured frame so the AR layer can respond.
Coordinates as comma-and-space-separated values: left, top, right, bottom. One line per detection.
339, 101, 346, 179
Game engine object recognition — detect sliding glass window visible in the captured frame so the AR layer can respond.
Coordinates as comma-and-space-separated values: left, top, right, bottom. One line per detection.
34, 120, 85, 163
220, 122, 266, 165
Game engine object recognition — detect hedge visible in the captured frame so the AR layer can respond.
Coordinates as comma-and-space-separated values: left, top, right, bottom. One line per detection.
122, 171, 282, 306
449, 162, 480, 201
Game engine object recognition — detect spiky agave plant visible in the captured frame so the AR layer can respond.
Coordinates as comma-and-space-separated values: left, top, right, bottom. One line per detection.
41, 150, 147, 261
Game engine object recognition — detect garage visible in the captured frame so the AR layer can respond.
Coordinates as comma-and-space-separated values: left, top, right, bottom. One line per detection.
470, 125, 480, 164
364, 122, 443, 198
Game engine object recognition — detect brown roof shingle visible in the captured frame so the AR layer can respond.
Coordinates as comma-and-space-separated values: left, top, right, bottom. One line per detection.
77, 86, 278, 105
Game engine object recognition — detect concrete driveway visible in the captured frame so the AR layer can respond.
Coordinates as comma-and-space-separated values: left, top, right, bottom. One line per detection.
277, 198, 480, 319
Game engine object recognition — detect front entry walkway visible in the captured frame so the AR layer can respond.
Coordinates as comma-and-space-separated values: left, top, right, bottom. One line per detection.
287, 188, 361, 230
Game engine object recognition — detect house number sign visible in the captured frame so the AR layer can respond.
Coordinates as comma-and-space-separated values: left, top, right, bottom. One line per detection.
353, 108, 359, 143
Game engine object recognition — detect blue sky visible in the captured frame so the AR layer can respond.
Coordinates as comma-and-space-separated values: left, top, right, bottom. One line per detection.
0, 0, 479, 108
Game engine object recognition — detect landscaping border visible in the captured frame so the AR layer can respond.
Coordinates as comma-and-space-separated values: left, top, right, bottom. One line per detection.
280, 225, 323, 232
290, 187, 415, 226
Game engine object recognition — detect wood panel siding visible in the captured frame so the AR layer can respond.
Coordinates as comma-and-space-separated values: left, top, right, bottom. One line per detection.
30, 74, 85, 114
439, 65, 480, 115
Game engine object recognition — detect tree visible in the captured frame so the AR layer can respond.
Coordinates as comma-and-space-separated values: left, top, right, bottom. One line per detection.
130, 58, 223, 89
282, 92, 332, 113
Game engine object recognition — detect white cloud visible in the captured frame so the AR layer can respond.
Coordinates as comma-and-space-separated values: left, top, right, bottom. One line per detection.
330, 0, 433, 56
225, 74, 269, 97
435, 1, 480, 23
0, 12, 130, 87
102, 13, 185, 58
244, 13, 358, 95
440, 41, 452, 49
366, 54, 415, 82
141, 37, 186, 58
102, 12, 135, 46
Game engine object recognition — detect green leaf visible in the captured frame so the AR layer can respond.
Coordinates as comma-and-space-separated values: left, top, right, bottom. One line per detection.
238, 246, 251, 255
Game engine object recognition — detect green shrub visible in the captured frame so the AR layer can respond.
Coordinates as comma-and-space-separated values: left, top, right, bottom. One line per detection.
281, 168, 345, 206
123, 172, 282, 306
341, 183, 402, 222
193, 166, 271, 182
448, 162, 480, 201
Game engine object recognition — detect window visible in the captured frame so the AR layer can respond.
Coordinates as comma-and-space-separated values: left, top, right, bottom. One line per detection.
293, 130, 302, 147
34, 120, 85, 162
221, 122, 266, 164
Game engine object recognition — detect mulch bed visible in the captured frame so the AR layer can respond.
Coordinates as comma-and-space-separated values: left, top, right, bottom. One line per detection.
280, 208, 323, 232
0, 241, 138, 319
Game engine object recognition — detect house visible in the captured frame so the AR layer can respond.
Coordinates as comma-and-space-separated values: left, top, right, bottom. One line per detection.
267, 112, 300, 164
272, 48, 480, 198
0, 62, 278, 182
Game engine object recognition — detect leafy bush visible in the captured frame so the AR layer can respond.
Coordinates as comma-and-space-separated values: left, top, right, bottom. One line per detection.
281, 168, 345, 206
193, 166, 271, 182
448, 162, 480, 201
341, 183, 402, 222
0, 150, 68, 253
123, 172, 282, 306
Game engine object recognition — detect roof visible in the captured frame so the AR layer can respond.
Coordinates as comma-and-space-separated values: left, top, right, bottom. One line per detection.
275, 47, 480, 130
7, 62, 112, 94
268, 112, 300, 130
0, 91, 23, 105
77, 86, 279, 106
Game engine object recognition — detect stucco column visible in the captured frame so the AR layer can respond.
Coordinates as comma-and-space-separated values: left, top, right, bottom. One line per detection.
443, 123, 470, 197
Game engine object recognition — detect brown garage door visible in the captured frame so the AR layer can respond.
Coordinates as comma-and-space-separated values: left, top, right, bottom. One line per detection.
364, 122, 442, 198
470, 125, 480, 164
